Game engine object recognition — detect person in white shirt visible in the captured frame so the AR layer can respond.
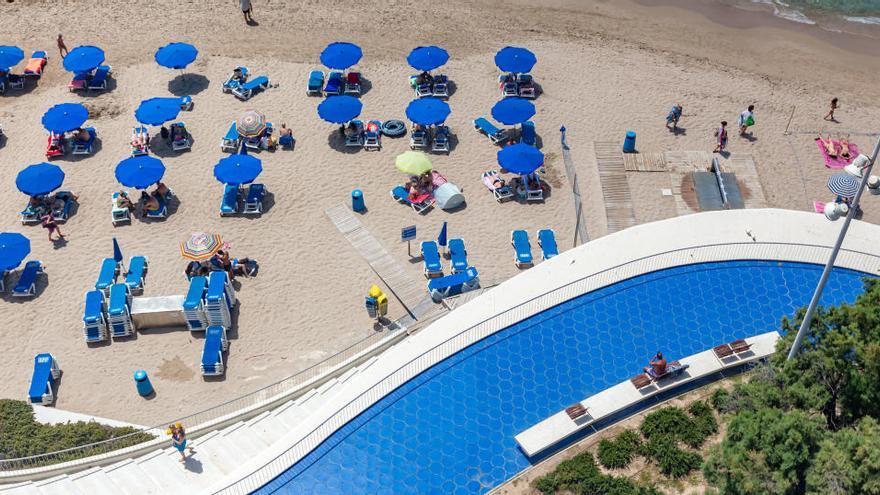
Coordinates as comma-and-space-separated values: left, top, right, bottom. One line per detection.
240, 0, 254, 24
739, 105, 755, 136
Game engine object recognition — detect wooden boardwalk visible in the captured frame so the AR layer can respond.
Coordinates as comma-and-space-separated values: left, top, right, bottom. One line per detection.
594, 141, 636, 233
325, 204, 427, 319
623, 152, 667, 172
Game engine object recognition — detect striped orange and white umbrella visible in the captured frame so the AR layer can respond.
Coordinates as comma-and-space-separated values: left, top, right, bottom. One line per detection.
236, 110, 267, 138
180, 232, 223, 261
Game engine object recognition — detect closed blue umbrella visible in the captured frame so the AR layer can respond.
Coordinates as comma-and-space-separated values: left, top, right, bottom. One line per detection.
437, 222, 448, 250
827, 173, 861, 198
407, 46, 449, 71
317, 95, 363, 124
214, 154, 262, 185
498, 143, 544, 174
494, 46, 537, 74
63, 45, 105, 73
155, 42, 198, 70
320, 42, 362, 70
491, 98, 535, 125
41, 103, 89, 133
115, 156, 166, 189
16, 163, 65, 196
0, 233, 30, 272
405, 98, 451, 126
0, 45, 24, 69
112, 238, 123, 264
135, 97, 181, 126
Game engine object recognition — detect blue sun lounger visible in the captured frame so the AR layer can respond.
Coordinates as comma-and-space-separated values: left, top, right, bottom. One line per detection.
243, 184, 265, 215
28, 353, 61, 405
201, 325, 228, 376
427, 267, 480, 302
390, 186, 435, 215
537, 229, 558, 260
124, 256, 148, 294
233, 75, 269, 101
13, 261, 43, 297
420, 241, 443, 278
183, 276, 209, 331
220, 184, 240, 216
72, 128, 96, 155
520, 121, 536, 146
95, 258, 120, 294
221, 122, 239, 152
511, 230, 533, 268
324, 71, 343, 96
108, 283, 133, 337
307, 70, 324, 96
448, 238, 468, 274
88, 65, 111, 90
473, 117, 508, 144
52, 191, 77, 222
83, 290, 108, 342
145, 193, 169, 219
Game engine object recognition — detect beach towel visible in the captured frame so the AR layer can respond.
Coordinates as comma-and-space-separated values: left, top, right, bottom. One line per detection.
813, 200, 825, 213
431, 171, 448, 188
815, 138, 860, 169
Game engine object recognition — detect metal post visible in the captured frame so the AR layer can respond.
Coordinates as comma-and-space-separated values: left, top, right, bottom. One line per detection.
788, 135, 880, 360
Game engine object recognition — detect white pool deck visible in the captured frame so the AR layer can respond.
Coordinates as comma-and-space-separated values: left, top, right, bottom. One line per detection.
514, 330, 779, 458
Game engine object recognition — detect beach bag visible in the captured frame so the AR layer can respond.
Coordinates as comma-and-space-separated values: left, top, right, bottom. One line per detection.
745, 115, 755, 127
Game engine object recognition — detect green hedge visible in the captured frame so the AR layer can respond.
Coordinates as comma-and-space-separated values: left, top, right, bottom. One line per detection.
598, 430, 641, 469
533, 452, 662, 495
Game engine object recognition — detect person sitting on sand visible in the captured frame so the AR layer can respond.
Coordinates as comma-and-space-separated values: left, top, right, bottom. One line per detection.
116, 191, 135, 211
839, 136, 852, 159
818, 134, 838, 158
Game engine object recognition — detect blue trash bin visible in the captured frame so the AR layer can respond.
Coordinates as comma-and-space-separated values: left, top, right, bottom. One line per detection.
623, 131, 637, 153
134, 370, 154, 397
352, 189, 365, 212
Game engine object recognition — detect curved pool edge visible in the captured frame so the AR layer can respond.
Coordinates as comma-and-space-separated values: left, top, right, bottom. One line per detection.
205, 209, 880, 495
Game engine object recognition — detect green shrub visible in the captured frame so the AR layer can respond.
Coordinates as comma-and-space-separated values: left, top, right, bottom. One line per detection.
688, 401, 718, 439
640, 404, 716, 449
709, 388, 731, 412
640, 434, 702, 478
531, 450, 662, 495
598, 429, 641, 469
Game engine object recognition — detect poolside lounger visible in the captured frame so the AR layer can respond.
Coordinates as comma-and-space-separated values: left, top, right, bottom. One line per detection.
427, 267, 480, 302
201, 325, 229, 376
82, 290, 108, 342
511, 230, 533, 268
520, 121, 536, 146
517, 74, 536, 98
345, 120, 364, 147
131, 126, 150, 156
243, 184, 265, 215
222, 66, 248, 93
633, 361, 690, 389
432, 125, 450, 153
524, 173, 544, 202
12, 261, 42, 297
344, 71, 362, 95
24, 51, 48, 78
108, 283, 133, 337
713, 339, 752, 359
232, 75, 269, 101
170, 122, 191, 151
630, 373, 653, 389
307, 70, 324, 96
537, 229, 558, 260
28, 353, 61, 405
432, 75, 449, 98
473, 117, 508, 144
410, 125, 429, 149
221, 122, 239, 151
68, 71, 88, 91
363, 120, 382, 151
390, 186, 434, 215
448, 238, 468, 273
220, 184, 240, 216
88, 65, 111, 90
46, 132, 65, 159
51, 191, 76, 222
71, 127, 96, 155
420, 241, 444, 279
95, 258, 120, 294
111, 192, 131, 225
482, 170, 514, 202
124, 256, 148, 294
324, 71, 344, 96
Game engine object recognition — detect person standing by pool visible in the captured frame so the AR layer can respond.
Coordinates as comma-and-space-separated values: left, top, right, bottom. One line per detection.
665, 103, 682, 131
169, 423, 195, 463
56, 34, 68, 58
738, 105, 755, 136
824, 97, 839, 122
713, 121, 728, 153
240, 0, 254, 24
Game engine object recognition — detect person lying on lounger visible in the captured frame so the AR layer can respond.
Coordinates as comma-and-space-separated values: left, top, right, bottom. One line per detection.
818, 134, 838, 158
170, 125, 186, 142
644, 352, 667, 377
185, 260, 210, 279
141, 191, 160, 212
116, 191, 135, 211
73, 128, 90, 142
231, 67, 245, 82
839, 136, 852, 159
417, 71, 433, 85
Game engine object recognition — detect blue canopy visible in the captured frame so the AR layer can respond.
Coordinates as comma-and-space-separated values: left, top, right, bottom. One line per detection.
407, 46, 449, 71
405, 97, 451, 126
317, 95, 363, 124
491, 98, 535, 125
62, 45, 105, 73
320, 42, 362, 70
155, 42, 198, 70
497, 143, 544, 174
16, 163, 65, 196
0, 45, 24, 69
115, 156, 166, 189
494, 46, 537, 74
213, 154, 262, 185
41, 103, 89, 133
135, 97, 181, 126
0, 233, 30, 272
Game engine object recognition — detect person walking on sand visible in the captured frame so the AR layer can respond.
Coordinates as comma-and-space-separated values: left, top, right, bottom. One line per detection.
738, 105, 755, 136
825, 97, 839, 122
666, 103, 683, 131
240, 0, 254, 23
56, 35, 68, 58
41, 214, 64, 242
169, 423, 195, 463
713, 121, 728, 153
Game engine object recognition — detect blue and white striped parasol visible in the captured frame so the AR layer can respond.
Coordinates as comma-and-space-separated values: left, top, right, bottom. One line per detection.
827, 173, 861, 198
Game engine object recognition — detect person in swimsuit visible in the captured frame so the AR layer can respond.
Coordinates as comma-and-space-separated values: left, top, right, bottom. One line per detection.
817, 134, 838, 158
824, 97, 839, 122
713, 121, 728, 153
41, 214, 64, 241
141, 191, 160, 213
839, 135, 852, 159
57, 34, 68, 58
169, 424, 195, 463
644, 352, 667, 377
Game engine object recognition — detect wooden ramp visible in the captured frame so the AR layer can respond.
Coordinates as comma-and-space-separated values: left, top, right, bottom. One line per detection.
594, 141, 636, 233
326, 204, 427, 319
623, 152, 667, 172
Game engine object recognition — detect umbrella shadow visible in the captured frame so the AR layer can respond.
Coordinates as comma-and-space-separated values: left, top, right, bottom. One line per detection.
327, 130, 362, 153
150, 135, 196, 158
76, 78, 118, 97
357, 77, 373, 97
441, 79, 457, 98
1, 268, 49, 301
168, 74, 209, 96
0, 79, 38, 98
62, 138, 103, 161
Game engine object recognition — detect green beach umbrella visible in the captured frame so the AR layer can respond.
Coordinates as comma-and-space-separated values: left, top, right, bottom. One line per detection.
395, 151, 432, 176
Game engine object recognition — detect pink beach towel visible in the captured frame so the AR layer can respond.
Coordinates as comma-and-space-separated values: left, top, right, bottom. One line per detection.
431, 171, 448, 188
812, 200, 825, 213
816, 139, 860, 169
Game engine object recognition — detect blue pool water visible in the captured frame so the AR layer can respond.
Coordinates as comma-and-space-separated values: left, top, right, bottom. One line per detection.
256, 261, 870, 495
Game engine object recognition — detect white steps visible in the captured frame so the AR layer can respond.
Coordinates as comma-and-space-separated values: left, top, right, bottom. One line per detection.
33, 474, 84, 495
67, 466, 121, 495
0, 482, 41, 495
135, 449, 190, 495
103, 458, 163, 495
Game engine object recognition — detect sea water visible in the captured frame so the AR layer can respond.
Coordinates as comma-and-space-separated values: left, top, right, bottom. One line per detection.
747, 0, 880, 27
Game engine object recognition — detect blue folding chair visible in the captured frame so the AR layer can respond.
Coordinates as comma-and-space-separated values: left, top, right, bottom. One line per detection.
324, 71, 343, 96
537, 229, 559, 260
221, 122, 239, 152
448, 239, 468, 273
243, 184, 265, 215
232, 76, 269, 101
511, 230, 533, 268
427, 267, 480, 302
28, 353, 60, 405
390, 186, 434, 215
82, 290, 108, 342
72, 128, 96, 155
420, 241, 443, 278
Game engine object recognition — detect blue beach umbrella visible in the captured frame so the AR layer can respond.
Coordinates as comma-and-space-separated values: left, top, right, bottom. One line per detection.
0, 45, 24, 69
405, 98, 451, 126
317, 95, 363, 124
497, 143, 544, 175
320, 42, 362, 70
63, 45, 105, 73
213, 154, 262, 185
115, 156, 166, 189
16, 163, 65, 196
491, 98, 535, 126
437, 222, 448, 250
135, 97, 182, 126
112, 237, 123, 264
0, 233, 30, 272
41, 103, 89, 133
155, 42, 198, 70
494, 46, 537, 74
407, 46, 449, 71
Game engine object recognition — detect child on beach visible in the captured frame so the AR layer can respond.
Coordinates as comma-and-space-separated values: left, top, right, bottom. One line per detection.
738, 105, 755, 136
665, 103, 682, 131
824, 97, 839, 122
56, 34, 68, 58
713, 121, 728, 153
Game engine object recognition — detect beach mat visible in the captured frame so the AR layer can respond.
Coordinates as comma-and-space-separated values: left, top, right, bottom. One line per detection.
816, 138, 860, 169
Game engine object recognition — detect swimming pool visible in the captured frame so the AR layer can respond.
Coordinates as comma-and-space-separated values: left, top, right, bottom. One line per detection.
255, 261, 870, 494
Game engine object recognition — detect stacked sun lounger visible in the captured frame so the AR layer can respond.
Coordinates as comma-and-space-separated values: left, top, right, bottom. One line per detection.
107, 283, 134, 337
201, 325, 229, 376
183, 276, 209, 331
124, 256, 148, 295
232, 75, 269, 101
95, 258, 120, 295
427, 267, 480, 302
82, 290, 109, 343
205, 271, 235, 327
28, 353, 61, 405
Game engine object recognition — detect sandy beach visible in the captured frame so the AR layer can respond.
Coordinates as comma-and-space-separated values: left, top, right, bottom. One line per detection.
0, 0, 878, 427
